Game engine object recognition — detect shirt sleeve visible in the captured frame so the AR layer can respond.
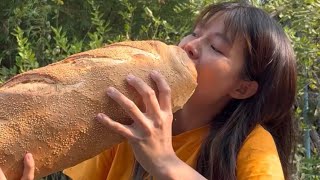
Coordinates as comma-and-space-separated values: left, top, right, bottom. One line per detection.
236, 125, 285, 180
63, 145, 118, 180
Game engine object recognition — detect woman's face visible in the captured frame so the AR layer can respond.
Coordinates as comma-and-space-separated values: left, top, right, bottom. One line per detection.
178, 15, 247, 106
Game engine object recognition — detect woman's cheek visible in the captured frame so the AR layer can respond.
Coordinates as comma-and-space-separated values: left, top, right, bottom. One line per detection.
202, 62, 234, 93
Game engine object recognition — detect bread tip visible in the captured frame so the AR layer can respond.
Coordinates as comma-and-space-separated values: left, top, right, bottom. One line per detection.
184, 58, 197, 82
170, 45, 197, 82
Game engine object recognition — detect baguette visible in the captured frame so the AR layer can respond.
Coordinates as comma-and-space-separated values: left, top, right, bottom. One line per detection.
0, 40, 197, 179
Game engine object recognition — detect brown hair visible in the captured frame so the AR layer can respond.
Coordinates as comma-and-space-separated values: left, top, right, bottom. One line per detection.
134, 2, 297, 180
195, 2, 297, 179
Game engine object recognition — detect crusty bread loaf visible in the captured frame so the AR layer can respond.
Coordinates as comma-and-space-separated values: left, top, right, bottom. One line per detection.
0, 40, 197, 179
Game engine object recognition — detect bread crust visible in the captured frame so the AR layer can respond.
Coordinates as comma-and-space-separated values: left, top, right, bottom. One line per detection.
0, 40, 197, 179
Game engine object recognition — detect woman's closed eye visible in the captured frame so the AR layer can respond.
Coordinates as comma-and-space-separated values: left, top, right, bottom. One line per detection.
191, 32, 197, 37
211, 45, 223, 55
190, 32, 224, 55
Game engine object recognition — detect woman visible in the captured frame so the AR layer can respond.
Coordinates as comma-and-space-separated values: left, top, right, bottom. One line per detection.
0, 1, 297, 180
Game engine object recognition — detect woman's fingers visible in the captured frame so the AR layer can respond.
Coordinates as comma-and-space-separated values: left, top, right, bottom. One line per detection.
21, 153, 35, 180
107, 87, 148, 129
126, 74, 161, 114
96, 113, 140, 140
0, 154, 35, 180
0, 168, 7, 180
150, 71, 172, 112
101, 72, 172, 140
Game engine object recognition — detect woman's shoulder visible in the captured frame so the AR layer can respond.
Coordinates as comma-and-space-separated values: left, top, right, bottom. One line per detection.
237, 125, 284, 180
240, 125, 277, 151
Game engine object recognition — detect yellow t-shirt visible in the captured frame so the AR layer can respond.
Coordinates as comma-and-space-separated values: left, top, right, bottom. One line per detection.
63, 125, 284, 180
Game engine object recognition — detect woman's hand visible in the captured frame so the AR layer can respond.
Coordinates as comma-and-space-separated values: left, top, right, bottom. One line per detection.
96, 70, 177, 177
0, 153, 35, 180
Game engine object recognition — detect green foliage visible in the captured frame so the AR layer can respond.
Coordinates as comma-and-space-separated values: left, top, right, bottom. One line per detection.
294, 144, 320, 179
262, 0, 320, 178
11, 26, 39, 73
0, 0, 211, 81
0, 66, 17, 84
0, 0, 319, 178
50, 26, 70, 61
87, 0, 111, 48
301, 157, 320, 179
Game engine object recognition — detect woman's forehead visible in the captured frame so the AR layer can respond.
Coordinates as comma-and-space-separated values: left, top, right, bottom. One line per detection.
197, 14, 234, 41
197, 11, 225, 27
196, 10, 245, 44
202, 13, 246, 46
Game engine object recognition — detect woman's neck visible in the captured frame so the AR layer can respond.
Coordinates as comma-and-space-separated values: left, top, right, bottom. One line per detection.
172, 99, 228, 136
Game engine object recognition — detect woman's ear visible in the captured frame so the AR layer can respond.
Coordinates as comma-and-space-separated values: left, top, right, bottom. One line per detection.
229, 80, 258, 99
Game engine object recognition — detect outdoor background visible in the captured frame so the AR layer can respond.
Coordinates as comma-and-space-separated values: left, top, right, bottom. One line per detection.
0, 0, 319, 179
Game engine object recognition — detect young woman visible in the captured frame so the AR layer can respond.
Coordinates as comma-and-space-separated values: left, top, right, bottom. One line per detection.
0, 1, 297, 180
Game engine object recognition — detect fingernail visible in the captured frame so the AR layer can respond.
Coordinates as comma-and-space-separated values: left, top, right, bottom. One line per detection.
26, 153, 32, 160
126, 74, 135, 81
24, 153, 32, 160
150, 70, 159, 78
151, 70, 158, 75
96, 113, 103, 120
97, 113, 109, 121
107, 87, 115, 95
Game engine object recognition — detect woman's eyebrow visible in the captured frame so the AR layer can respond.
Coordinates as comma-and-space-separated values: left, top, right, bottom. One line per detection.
196, 22, 205, 29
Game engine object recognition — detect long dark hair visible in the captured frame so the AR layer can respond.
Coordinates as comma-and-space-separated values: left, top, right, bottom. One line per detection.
134, 2, 297, 180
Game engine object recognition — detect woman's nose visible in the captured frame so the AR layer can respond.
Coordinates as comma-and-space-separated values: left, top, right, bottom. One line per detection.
182, 40, 200, 61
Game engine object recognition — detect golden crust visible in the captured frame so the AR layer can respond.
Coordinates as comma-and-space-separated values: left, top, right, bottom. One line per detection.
0, 40, 197, 179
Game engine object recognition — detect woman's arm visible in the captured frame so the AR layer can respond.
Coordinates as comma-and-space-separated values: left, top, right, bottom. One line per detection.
152, 155, 206, 180
96, 71, 206, 180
